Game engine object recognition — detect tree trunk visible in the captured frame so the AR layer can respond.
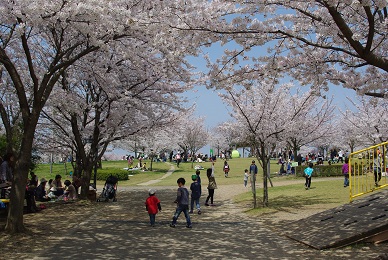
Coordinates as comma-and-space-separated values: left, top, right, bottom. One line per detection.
250, 171, 257, 208
260, 145, 269, 207
267, 157, 273, 188
150, 157, 153, 171
80, 167, 93, 200
5, 163, 28, 233
262, 159, 269, 207
5, 137, 35, 233
292, 138, 299, 163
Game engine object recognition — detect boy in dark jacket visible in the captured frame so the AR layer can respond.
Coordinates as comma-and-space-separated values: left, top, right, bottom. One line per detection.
170, 178, 192, 228
189, 175, 201, 215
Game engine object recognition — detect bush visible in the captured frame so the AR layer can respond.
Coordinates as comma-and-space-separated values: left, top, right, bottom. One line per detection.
97, 168, 133, 181
295, 164, 343, 177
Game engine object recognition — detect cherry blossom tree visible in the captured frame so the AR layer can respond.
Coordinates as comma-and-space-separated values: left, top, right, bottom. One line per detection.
0, 1, 136, 233
220, 80, 326, 207
0, 0, 202, 233
212, 121, 245, 157
126, 129, 179, 171
0, 70, 22, 154
340, 96, 388, 147
166, 1, 387, 97
37, 41, 191, 197
175, 116, 209, 168
286, 97, 336, 159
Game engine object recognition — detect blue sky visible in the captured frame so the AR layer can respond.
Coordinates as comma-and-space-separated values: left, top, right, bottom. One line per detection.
183, 43, 358, 155
111, 41, 359, 157
110, 45, 358, 158
184, 81, 357, 155
187, 84, 357, 128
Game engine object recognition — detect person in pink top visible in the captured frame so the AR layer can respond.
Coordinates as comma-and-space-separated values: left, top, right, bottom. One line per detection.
342, 158, 349, 187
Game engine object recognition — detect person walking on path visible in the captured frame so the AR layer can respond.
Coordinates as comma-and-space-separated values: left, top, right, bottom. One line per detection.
342, 157, 349, 187
195, 170, 201, 185
189, 175, 201, 214
205, 161, 217, 206
175, 153, 182, 168
223, 160, 230, 178
170, 178, 192, 228
145, 189, 162, 227
304, 162, 314, 190
243, 169, 250, 188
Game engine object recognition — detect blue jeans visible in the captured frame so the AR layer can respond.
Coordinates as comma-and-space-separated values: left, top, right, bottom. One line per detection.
305, 176, 311, 188
344, 174, 349, 187
149, 214, 156, 225
190, 197, 200, 211
172, 205, 191, 226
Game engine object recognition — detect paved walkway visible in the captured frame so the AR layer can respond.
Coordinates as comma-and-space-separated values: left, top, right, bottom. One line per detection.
137, 163, 175, 186
30, 189, 386, 259
28, 180, 387, 259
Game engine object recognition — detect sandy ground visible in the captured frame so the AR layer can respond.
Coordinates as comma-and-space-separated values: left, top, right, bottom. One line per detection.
0, 177, 386, 259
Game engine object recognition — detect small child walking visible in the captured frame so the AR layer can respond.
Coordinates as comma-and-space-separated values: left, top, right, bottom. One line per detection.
304, 162, 314, 190
195, 170, 201, 185
145, 189, 161, 227
243, 169, 250, 187
190, 175, 201, 214
170, 178, 192, 228
342, 157, 349, 187
223, 161, 230, 177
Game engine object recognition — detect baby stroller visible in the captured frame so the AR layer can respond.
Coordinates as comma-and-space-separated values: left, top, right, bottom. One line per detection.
97, 175, 118, 202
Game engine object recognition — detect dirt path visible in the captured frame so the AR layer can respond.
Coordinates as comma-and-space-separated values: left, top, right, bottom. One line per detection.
0, 176, 386, 259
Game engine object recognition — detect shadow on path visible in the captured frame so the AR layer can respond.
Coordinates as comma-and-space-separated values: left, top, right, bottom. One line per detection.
32, 189, 386, 260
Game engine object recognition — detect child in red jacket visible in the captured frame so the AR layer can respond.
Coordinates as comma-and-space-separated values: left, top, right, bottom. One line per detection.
145, 189, 161, 227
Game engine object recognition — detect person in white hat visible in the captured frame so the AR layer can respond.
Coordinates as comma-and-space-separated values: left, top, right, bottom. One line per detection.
145, 189, 161, 227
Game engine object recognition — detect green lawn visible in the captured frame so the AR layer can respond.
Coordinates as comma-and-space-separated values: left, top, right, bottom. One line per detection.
34, 162, 74, 181
127, 157, 294, 185
235, 178, 349, 214
33, 157, 341, 185
34, 157, 351, 215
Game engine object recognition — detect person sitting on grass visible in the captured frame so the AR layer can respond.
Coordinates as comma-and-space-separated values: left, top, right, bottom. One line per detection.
35, 178, 51, 202
52, 174, 64, 196
64, 180, 77, 200
142, 163, 148, 171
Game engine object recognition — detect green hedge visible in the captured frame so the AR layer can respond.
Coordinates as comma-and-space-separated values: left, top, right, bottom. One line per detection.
97, 168, 134, 181
295, 165, 343, 177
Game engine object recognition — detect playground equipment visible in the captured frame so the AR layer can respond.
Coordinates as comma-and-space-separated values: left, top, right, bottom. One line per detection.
349, 142, 388, 202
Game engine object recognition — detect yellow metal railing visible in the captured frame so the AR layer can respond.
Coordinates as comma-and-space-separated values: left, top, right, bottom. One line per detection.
349, 142, 388, 202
